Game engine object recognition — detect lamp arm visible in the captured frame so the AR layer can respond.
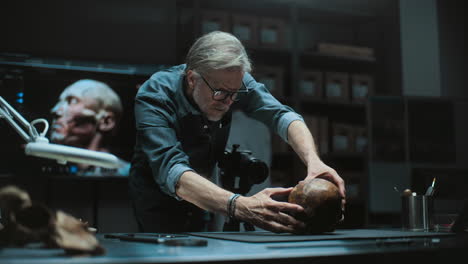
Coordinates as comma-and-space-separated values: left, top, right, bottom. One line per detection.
0, 96, 34, 142
0, 96, 121, 169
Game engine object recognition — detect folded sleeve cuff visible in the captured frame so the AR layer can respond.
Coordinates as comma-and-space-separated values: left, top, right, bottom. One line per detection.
167, 163, 194, 201
277, 112, 304, 143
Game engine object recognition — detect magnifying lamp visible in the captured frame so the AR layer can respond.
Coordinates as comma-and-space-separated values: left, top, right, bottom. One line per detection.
0, 96, 121, 169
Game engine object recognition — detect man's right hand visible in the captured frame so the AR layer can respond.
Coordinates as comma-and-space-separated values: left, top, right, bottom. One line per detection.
234, 187, 306, 233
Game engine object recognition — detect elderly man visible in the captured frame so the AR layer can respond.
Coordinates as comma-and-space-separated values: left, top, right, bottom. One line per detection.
50, 79, 129, 176
129, 31, 345, 233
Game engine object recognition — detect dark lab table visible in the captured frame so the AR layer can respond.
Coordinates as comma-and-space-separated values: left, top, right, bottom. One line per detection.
1, 229, 466, 264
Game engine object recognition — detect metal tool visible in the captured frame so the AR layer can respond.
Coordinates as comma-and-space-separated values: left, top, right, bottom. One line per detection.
425, 178, 436, 196
104, 234, 208, 247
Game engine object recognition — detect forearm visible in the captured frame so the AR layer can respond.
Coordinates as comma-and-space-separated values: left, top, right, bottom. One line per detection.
176, 169, 306, 233
287, 120, 322, 170
287, 120, 346, 198
175, 171, 232, 215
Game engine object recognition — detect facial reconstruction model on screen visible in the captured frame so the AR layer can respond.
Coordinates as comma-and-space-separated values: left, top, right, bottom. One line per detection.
49, 79, 129, 176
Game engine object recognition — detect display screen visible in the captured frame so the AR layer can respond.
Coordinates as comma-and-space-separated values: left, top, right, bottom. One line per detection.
0, 65, 149, 177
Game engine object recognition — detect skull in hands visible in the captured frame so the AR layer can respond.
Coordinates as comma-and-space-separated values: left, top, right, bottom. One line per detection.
288, 178, 343, 234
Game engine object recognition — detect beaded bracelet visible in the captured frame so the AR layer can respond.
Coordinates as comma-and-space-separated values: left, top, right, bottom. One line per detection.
227, 194, 240, 219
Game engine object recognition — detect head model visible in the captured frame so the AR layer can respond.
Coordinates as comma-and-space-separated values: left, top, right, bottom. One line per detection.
50, 79, 123, 152
185, 31, 252, 122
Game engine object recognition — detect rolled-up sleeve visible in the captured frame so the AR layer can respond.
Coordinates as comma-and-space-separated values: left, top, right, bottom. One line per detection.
239, 73, 303, 142
134, 90, 192, 199
277, 111, 304, 142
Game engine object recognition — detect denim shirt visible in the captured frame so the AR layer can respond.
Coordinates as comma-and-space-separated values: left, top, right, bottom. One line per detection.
131, 64, 303, 199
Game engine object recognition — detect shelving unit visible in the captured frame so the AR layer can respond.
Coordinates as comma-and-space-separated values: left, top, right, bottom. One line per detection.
295, 4, 376, 228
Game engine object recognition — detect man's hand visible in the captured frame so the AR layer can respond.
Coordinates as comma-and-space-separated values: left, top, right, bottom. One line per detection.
305, 160, 345, 197
286, 120, 346, 207
234, 187, 306, 233
304, 160, 346, 212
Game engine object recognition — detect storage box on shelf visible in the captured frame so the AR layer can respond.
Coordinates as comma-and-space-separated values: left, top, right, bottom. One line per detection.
298, 70, 323, 99
253, 65, 285, 99
351, 74, 373, 103
198, 7, 288, 51
258, 17, 286, 49
331, 123, 369, 154
331, 123, 354, 153
200, 10, 230, 34
231, 14, 259, 47
325, 72, 349, 102
353, 126, 368, 154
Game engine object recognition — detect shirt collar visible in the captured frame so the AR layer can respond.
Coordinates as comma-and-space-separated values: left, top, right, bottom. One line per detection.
177, 70, 201, 116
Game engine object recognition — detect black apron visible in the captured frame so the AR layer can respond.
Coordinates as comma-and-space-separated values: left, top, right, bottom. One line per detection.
129, 111, 232, 233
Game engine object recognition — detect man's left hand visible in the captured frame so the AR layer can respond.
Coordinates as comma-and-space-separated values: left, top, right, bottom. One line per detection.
304, 160, 346, 208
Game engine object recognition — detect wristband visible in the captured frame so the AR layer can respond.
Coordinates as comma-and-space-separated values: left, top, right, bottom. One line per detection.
227, 194, 240, 220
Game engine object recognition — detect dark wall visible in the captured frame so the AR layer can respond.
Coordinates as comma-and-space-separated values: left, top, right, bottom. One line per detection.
437, 0, 467, 99
376, 0, 402, 96
437, 0, 468, 166
2, 0, 177, 64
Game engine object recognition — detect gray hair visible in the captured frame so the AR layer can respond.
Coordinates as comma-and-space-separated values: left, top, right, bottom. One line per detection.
185, 31, 252, 75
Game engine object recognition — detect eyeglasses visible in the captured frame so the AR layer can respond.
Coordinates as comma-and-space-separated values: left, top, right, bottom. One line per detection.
199, 75, 248, 102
